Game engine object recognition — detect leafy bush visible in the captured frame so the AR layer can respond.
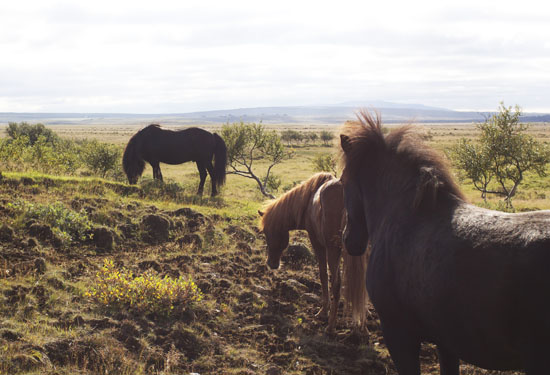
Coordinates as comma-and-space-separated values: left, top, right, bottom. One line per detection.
6, 122, 59, 146
319, 130, 334, 146
8, 200, 93, 243
0, 129, 81, 174
85, 259, 203, 315
80, 140, 122, 178
313, 153, 338, 175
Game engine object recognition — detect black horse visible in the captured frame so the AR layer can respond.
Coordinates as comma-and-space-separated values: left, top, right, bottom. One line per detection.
122, 125, 227, 196
340, 111, 550, 374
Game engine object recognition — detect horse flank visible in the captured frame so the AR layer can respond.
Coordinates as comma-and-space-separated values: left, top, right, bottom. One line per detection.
259, 172, 334, 234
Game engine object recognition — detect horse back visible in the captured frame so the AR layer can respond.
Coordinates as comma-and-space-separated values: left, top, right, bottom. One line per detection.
375, 203, 550, 370
310, 178, 344, 248
141, 126, 216, 164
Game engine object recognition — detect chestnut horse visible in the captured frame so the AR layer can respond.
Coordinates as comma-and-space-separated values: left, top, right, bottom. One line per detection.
259, 172, 369, 332
122, 125, 227, 196
340, 111, 550, 374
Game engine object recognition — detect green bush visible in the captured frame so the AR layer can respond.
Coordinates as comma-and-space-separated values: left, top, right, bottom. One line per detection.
8, 200, 93, 243
80, 140, 122, 178
6, 122, 59, 146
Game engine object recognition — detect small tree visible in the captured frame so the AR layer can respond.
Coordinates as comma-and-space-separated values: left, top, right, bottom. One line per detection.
80, 140, 122, 178
451, 103, 550, 207
308, 132, 319, 145
6, 122, 59, 146
320, 130, 334, 146
313, 153, 338, 176
221, 122, 293, 198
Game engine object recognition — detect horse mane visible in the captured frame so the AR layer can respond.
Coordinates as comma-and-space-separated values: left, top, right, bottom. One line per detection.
122, 125, 157, 181
341, 110, 465, 209
260, 172, 335, 233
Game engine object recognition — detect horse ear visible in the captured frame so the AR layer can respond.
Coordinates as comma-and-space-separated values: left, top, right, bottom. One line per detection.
413, 167, 443, 209
340, 134, 352, 153
258, 210, 264, 217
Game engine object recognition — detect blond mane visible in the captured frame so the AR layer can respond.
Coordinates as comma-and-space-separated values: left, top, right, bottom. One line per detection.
259, 172, 335, 233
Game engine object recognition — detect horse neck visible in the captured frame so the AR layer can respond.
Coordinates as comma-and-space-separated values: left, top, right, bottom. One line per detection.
270, 196, 307, 233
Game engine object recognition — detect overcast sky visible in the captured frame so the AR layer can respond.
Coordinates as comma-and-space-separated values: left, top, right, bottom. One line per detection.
1, 0, 549, 113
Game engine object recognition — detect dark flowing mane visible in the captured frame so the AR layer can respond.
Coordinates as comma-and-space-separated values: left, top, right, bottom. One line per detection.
260, 172, 335, 233
341, 111, 465, 208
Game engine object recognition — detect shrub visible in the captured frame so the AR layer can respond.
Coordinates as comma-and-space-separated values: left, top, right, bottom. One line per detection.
85, 259, 203, 315
8, 200, 93, 243
6, 122, 59, 146
313, 153, 338, 175
80, 140, 122, 178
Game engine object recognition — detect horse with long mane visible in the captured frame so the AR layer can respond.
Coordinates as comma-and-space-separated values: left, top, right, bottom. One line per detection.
340, 111, 550, 374
123, 125, 227, 196
259, 172, 369, 332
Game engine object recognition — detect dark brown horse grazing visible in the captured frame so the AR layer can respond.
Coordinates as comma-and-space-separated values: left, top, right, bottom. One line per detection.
340, 111, 550, 374
122, 125, 227, 196
259, 172, 369, 332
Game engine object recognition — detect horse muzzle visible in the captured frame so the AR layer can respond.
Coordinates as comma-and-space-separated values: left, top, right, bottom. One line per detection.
266, 257, 280, 270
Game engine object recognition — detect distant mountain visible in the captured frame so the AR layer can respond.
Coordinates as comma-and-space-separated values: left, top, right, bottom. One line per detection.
0, 103, 549, 125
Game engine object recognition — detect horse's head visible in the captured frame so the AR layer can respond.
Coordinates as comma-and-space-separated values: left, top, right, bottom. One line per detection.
127, 174, 138, 185
258, 210, 289, 269
340, 134, 369, 256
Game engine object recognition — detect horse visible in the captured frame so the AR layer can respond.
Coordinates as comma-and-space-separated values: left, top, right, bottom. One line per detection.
339, 111, 550, 374
122, 125, 227, 196
258, 172, 369, 332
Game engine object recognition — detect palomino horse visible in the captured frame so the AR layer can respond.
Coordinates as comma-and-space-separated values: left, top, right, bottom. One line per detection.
259, 172, 369, 332
340, 111, 550, 374
122, 125, 227, 196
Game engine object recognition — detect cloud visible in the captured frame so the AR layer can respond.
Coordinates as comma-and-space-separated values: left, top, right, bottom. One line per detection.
0, 0, 549, 113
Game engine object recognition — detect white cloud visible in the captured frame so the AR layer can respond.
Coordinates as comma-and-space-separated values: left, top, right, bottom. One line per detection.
0, 0, 549, 112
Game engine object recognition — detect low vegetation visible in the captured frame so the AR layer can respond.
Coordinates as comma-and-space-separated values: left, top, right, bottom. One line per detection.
0, 113, 546, 374
86, 259, 203, 316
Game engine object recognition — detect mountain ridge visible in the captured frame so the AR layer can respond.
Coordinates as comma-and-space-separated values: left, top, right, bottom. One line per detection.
1, 103, 549, 125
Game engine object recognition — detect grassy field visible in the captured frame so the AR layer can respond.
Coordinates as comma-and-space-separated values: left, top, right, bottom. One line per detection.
0, 121, 548, 374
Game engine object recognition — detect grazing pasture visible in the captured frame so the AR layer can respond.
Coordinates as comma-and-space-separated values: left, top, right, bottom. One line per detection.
0, 120, 548, 374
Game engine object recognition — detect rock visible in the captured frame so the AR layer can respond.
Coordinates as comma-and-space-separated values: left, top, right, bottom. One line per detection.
0, 329, 22, 341
117, 223, 138, 239
34, 258, 47, 274
26, 237, 39, 248
224, 225, 256, 242
279, 279, 307, 300
138, 260, 162, 272
0, 224, 14, 242
266, 366, 282, 375
177, 234, 203, 248
92, 226, 114, 251
302, 292, 321, 304
141, 214, 171, 244
281, 244, 315, 269
28, 223, 53, 241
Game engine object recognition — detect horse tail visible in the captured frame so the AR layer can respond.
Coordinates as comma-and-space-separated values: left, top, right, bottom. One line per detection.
212, 133, 227, 189
122, 131, 146, 184
342, 245, 370, 329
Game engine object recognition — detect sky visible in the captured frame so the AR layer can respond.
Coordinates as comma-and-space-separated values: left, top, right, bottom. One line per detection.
0, 0, 549, 113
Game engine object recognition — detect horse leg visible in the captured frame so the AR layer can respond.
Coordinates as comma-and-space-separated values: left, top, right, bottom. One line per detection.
196, 162, 207, 196
151, 162, 163, 181
308, 234, 329, 321
204, 159, 217, 196
380, 320, 421, 375
437, 346, 459, 375
326, 242, 342, 332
